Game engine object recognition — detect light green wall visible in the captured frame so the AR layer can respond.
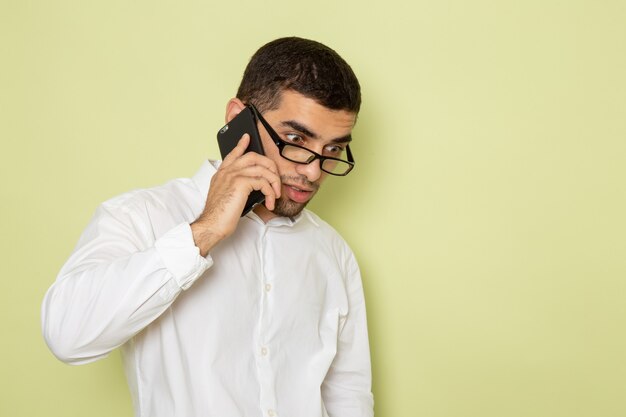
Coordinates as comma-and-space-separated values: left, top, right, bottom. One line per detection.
2, 1, 625, 416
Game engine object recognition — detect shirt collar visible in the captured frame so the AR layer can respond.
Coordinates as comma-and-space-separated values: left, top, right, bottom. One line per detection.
245, 210, 306, 227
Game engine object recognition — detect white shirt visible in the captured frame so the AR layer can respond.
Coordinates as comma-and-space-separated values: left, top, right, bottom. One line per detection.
42, 161, 373, 417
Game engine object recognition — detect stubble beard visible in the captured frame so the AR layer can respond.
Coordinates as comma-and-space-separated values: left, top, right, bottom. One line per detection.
271, 175, 319, 218
272, 196, 308, 218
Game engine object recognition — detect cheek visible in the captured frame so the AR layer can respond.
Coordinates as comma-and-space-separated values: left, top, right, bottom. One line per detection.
259, 140, 283, 170
259, 135, 289, 172
272, 153, 297, 178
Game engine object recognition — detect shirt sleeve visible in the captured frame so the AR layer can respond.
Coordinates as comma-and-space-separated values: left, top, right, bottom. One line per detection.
321, 251, 375, 417
41, 204, 212, 365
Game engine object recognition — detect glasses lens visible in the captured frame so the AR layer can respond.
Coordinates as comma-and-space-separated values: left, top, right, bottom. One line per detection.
282, 145, 315, 163
281, 144, 352, 175
321, 158, 352, 175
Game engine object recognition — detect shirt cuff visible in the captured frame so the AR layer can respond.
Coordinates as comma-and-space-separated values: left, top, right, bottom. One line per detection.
154, 222, 213, 290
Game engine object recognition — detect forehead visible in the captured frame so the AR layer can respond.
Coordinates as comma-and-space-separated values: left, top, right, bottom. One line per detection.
266, 90, 357, 138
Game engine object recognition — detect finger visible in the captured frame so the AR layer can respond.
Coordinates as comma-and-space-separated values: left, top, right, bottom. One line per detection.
234, 165, 282, 198
264, 195, 276, 211
232, 151, 280, 176
241, 177, 277, 210
221, 134, 250, 166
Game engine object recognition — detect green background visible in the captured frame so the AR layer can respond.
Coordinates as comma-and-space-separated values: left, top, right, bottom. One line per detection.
2, 1, 625, 416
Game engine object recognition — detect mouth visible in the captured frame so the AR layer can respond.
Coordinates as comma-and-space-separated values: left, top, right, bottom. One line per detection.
286, 184, 313, 193
283, 183, 315, 204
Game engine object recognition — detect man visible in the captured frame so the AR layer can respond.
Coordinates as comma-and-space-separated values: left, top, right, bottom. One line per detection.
42, 37, 373, 417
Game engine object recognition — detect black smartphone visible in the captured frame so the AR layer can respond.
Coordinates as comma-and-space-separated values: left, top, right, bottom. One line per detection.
217, 106, 266, 216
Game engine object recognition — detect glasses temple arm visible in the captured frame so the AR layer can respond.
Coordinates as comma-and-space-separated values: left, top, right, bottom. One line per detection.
248, 104, 282, 145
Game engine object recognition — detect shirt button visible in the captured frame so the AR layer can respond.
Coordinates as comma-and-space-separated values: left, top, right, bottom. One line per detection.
264, 283, 272, 292
261, 347, 268, 356
267, 409, 276, 417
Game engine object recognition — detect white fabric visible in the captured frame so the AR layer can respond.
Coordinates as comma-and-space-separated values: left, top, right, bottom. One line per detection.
42, 160, 373, 417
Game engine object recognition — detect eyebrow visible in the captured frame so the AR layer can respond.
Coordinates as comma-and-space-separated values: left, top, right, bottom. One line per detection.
280, 120, 353, 144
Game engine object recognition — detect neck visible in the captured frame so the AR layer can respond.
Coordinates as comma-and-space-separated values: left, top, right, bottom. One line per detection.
253, 204, 278, 223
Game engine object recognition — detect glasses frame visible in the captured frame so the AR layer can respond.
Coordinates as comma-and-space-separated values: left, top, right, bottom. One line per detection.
248, 104, 355, 176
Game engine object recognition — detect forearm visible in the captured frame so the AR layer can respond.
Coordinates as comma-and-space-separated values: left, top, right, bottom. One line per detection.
43, 249, 173, 363
322, 313, 374, 417
42, 221, 211, 364
322, 252, 374, 416
190, 219, 225, 258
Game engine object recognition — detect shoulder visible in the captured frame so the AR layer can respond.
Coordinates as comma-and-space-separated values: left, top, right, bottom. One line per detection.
101, 177, 199, 216
301, 209, 356, 262
98, 161, 216, 218
301, 209, 341, 237
300, 211, 363, 296
88, 175, 205, 243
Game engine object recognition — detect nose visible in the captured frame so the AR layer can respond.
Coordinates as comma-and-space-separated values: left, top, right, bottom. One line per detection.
295, 158, 322, 183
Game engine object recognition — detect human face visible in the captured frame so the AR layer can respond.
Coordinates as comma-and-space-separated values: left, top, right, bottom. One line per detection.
253, 90, 356, 220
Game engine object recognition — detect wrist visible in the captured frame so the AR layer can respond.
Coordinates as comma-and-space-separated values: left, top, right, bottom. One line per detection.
190, 219, 225, 257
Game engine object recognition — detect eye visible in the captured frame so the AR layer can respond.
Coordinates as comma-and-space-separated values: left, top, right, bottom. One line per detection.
285, 134, 305, 145
324, 144, 345, 156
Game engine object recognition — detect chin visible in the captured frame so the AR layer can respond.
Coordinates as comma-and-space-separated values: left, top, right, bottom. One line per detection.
272, 197, 309, 218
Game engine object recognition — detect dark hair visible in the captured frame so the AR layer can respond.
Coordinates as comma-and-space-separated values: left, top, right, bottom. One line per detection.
236, 37, 361, 114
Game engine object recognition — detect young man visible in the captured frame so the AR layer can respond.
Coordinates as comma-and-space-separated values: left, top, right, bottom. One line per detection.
42, 37, 373, 417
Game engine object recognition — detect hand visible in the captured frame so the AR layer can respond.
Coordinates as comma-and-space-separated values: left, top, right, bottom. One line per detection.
191, 134, 281, 256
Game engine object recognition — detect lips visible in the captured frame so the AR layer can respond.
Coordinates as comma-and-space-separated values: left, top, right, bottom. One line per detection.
283, 184, 314, 204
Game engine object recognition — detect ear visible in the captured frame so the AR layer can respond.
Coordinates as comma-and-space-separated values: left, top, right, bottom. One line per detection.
225, 98, 246, 123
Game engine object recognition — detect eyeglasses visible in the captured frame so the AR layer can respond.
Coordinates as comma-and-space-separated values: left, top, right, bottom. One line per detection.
249, 104, 355, 176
